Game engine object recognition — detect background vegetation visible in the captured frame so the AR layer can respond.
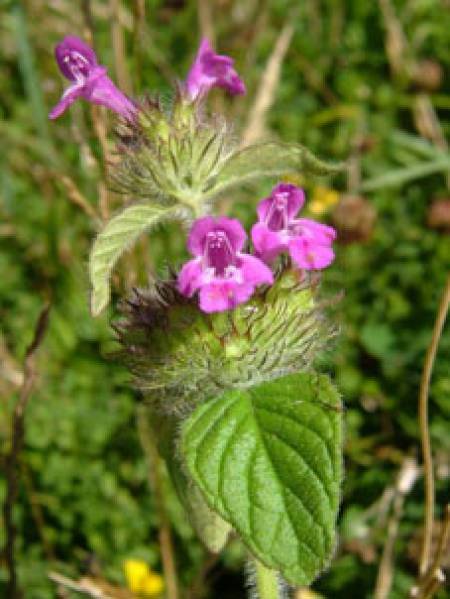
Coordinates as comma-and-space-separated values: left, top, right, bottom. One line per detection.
1, 0, 449, 597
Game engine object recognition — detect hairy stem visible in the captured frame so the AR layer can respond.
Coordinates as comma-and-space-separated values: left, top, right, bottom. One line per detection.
254, 560, 281, 599
418, 275, 450, 575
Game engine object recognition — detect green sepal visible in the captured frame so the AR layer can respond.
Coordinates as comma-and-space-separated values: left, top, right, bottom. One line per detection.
181, 371, 343, 586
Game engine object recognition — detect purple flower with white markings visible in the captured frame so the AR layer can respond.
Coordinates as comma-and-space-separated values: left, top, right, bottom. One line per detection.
252, 183, 337, 270
49, 36, 136, 120
185, 38, 246, 101
178, 216, 273, 313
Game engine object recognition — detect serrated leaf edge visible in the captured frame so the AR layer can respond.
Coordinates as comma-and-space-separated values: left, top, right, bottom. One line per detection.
182, 374, 342, 585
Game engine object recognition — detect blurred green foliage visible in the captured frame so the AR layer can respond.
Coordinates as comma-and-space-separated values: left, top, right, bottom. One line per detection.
1, 0, 449, 597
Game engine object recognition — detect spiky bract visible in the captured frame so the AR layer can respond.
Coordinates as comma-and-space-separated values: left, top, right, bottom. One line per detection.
115, 264, 336, 414
112, 94, 232, 207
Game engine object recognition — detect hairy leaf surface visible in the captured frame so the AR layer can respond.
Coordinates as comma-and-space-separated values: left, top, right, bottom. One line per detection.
182, 372, 342, 586
205, 142, 342, 199
89, 204, 177, 316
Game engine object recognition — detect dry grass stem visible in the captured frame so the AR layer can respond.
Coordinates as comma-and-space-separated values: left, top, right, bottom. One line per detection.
374, 458, 419, 599
412, 94, 450, 189
49, 572, 134, 599
110, 0, 133, 95
411, 505, 450, 598
3, 304, 51, 599
132, 0, 146, 85
418, 275, 450, 576
241, 21, 295, 146
137, 406, 179, 599
377, 0, 411, 78
58, 174, 100, 221
197, 0, 215, 45
0, 335, 23, 389
89, 105, 114, 220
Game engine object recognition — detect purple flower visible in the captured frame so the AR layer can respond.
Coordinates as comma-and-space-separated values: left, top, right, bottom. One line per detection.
185, 38, 246, 101
178, 216, 273, 313
49, 36, 136, 120
251, 183, 337, 270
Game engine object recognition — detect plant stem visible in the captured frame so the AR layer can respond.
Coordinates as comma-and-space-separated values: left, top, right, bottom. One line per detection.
3, 305, 50, 599
137, 406, 179, 599
254, 560, 280, 599
418, 276, 450, 576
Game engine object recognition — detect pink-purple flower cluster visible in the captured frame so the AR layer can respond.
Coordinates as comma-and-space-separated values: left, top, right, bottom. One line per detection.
178, 184, 337, 313
252, 183, 336, 270
49, 35, 336, 314
178, 217, 273, 313
49, 36, 245, 120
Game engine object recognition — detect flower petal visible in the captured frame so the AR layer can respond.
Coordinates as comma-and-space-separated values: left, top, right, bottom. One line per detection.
55, 36, 98, 81
177, 258, 203, 297
288, 238, 335, 270
84, 71, 137, 119
185, 37, 245, 100
198, 281, 254, 313
48, 83, 83, 119
272, 183, 305, 218
251, 222, 287, 262
239, 254, 274, 285
256, 196, 274, 223
187, 216, 217, 256
187, 216, 246, 256
256, 183, 305, 223
292, 218, 337, 244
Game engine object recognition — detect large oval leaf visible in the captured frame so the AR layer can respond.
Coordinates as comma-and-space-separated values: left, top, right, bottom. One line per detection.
89, 203, 177, 316
181, 372, 342, 586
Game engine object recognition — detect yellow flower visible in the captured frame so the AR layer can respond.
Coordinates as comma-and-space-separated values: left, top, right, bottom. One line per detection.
296, 589, 325, 599
142, 573, 165, 596
124, 559, 165, 597
309, 186, 340, 216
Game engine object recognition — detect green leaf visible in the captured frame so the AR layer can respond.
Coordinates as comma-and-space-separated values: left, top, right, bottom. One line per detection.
182, 372, 343, 586
205, 142, 343, 199
89, 203, 178, 316
361, 156, 450, 192
180, 477, 233, 553
165, 436, 232, 553
142, 405, 232, 553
